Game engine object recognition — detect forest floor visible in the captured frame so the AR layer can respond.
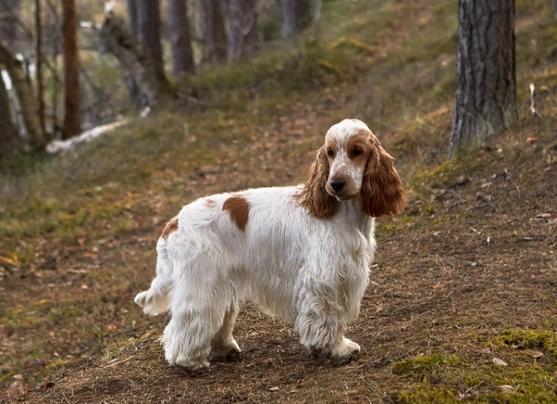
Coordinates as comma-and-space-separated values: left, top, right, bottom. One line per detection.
2, 0, 557, 403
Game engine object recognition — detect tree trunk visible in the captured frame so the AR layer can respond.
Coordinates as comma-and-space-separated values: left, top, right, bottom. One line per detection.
99, 13, 169, 107
448, 0, 517, 158
0, 71, 18, 158
62, 0, 81, 139
0, 0, 21, 46
280, 0, 311, 38
195, 0, 227, 64
35, 0, 45, 134
136, 0, 165, 80
167, 0, 195, 75
0, 41, 44, 146
226, 0, 261, 62
126, 0, 138, 35
125, 0, 140, 102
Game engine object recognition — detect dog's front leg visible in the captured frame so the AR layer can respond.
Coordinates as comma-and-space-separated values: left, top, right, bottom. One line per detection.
294, 275, 360, 366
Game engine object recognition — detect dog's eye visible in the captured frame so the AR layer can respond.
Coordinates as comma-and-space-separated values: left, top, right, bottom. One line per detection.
327, 149, 334, 157
352, 148, 363, 156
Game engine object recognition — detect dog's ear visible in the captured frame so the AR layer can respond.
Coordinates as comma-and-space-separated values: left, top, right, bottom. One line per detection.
361, 139, 405, 217
297, 146, 338, 218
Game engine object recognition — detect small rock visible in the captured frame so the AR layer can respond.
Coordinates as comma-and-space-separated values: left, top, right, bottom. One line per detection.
493, 358, 508, 366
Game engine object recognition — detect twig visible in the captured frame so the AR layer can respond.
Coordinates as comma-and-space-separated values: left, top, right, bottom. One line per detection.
529, 83, 542, 119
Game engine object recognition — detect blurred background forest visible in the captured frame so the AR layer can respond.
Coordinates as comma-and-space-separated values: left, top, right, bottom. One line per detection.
1, 0, 329, 157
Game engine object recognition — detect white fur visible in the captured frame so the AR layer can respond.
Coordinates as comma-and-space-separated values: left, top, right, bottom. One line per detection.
135, 119, 395, 371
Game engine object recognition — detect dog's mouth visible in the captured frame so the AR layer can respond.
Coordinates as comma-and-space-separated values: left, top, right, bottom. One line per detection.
325, 184, 359, 201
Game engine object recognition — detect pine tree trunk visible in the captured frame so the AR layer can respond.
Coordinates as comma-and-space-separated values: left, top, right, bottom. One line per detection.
0, 72, 18, 158
449, 0, 517, 158
195, 0, 227, 64
137, 0, 165, 80
99, 13, 169, 107
280, 0, 311, 37
167, 0, 195, 75
0, 41, 44, 146
126, 0, 138, 35
35, 0, 45, 134
62, 0, 81, 139
0, 0, 21, 46
125, 0, 140, 102
226, 0, 261, 62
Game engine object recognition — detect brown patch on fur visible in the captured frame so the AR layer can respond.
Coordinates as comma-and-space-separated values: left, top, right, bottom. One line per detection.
161, 216, 179, 240
205, 198, 216, 208
361, 136, 406, 217
295, 147, 338, 218
223, 195, 250, 232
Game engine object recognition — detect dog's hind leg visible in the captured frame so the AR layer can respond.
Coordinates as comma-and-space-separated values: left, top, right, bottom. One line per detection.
134, 238, 172, 315
162, 258, 231, 372
211, 298, 241, 360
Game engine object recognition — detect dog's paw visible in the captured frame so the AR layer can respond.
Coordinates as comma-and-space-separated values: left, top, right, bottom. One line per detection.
211, 346, 241, 362
330, 348, 360, 366
311, 338, 360, 366
172, 358, 211, 376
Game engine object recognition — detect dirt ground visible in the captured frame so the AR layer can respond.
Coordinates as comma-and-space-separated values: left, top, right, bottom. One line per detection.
2, 118, 555, 403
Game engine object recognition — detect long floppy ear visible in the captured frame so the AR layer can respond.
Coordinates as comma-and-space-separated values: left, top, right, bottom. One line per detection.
296, 147, 338, 218
361, 141, 405, 217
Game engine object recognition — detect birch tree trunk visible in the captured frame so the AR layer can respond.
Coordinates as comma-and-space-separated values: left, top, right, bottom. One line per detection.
167, 0, 195, 75
195, 0, 227, 64
448, 0, 517, 158
0, 72, 18, 158
0, 41, 44, 145
62, 0, 81, 139
226, 0, 261, 62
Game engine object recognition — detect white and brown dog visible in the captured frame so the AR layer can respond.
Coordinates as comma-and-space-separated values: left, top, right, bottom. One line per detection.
135, 119, 405, 371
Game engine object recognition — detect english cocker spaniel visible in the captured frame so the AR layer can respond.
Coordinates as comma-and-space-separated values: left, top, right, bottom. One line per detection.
135, 119, 405, 371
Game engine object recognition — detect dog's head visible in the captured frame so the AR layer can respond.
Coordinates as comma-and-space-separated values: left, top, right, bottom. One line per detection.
298, 119, 405, 218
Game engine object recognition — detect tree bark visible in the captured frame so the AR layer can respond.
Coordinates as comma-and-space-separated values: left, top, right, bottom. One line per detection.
136, 0, 165, 80
99, 13, 169, 107
0, 41, 44, 146
167, 0, 195, 75
448, 0, 517, 158
62, 0, 81, 139
126, 0, 138, 35
125, 0, 140, 102
195, 0, 227, 64
35, 0, 45, 134
0, 70, 18, 158
226, 0, 261, 62
280, 0, 311, 38
0, 0, 21, 46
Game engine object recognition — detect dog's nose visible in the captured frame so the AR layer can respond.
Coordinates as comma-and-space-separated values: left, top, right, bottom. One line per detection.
329, 179, 346, 192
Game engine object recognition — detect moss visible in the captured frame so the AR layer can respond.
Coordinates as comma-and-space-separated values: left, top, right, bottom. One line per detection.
392, 332, 557, 403
393, 383, 459, 404
393, 354, 461, 379
489, 329, 557, 360
40, 358, 70, 378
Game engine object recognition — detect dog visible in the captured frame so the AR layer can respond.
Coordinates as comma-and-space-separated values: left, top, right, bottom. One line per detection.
135, 119, 405, 371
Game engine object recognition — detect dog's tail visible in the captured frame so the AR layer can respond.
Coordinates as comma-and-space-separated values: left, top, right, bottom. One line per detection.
134, 238, 172, 315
